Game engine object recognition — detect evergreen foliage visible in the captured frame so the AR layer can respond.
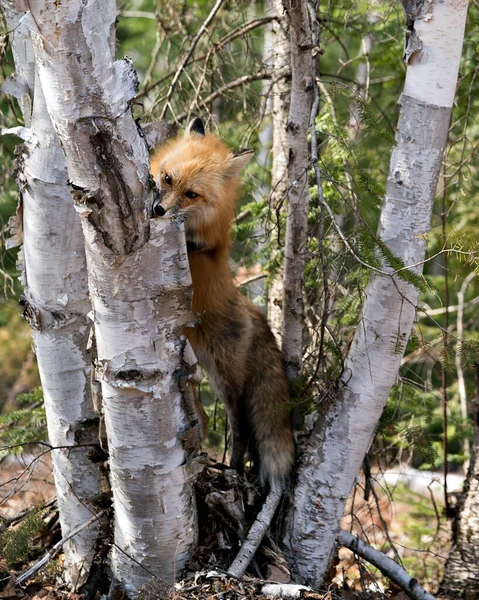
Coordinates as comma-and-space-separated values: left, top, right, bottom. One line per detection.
0, 387, 46, 459
0, 508, 47, 567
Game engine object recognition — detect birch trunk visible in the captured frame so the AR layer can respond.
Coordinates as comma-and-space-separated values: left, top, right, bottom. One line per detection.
439, 363, 479, 598
25, 1, 201, 594
267, 0, 290, 343
2, 3, 104, 590
283, 0, 469, 585
280, 0, 314, 380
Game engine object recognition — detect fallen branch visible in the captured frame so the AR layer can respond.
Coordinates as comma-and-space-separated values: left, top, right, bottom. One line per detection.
227, 486, 282, 578
17, 509, 106, 586
337, 530, 436, 600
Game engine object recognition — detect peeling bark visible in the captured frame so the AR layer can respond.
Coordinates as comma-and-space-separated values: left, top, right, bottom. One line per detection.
25, 1, 201, 595
280, 0, 314, 380
1, 2, 104, 589
283, 0, 469, 586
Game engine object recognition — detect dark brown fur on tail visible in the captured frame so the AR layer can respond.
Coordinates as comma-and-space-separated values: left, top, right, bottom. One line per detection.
151, 118, 294, 487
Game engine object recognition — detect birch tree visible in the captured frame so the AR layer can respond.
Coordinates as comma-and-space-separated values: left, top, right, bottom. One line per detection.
2, 3, 104, 590
267, 0, 290, 342
283, 0, 469, 585
280, 0, 314, 380
24, 1, 201, 595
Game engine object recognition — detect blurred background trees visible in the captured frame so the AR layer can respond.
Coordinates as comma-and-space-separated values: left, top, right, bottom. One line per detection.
1, 0, 479, 594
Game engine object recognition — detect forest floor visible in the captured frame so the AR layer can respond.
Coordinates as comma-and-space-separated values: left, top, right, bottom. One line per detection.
0, 454, 451, 599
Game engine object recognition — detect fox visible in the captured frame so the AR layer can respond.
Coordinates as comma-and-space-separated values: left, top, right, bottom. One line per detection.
150, 118, 294, 488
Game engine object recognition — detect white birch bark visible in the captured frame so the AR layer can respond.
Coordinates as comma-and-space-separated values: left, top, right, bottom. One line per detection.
24, 1, 201, 594
283, 0, 469, 585
280, 0, 314, 380
267, 0, 290, 343
2, 3, 104, 589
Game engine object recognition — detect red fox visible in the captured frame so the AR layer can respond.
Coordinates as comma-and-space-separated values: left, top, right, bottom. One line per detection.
151, 118, 294, 488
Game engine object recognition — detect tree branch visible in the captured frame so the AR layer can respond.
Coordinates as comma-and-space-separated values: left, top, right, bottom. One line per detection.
174, 68, 289, 123
138, 16, 276, 100
337, 530, 437, 600
227, 486, 282, 578
159, 0, 226, 119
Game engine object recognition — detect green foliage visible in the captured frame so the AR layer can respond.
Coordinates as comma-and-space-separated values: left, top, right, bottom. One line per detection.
0, 508, 47, 567
459, 339, 479, 370
0, 387, 46, 458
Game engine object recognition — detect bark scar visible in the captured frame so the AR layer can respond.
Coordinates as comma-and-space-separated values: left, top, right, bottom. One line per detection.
401, 0, 430, 64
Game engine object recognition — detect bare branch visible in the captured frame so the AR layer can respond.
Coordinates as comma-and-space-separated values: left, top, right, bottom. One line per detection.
227, 485, 282, 578
138, 17, 277, 100
174, 68, 289, 123
338, 530, 437, 600
159, 0, 226, 119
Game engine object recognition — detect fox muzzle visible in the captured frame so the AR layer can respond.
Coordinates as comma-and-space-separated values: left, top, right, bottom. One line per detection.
152, 188, 167, 217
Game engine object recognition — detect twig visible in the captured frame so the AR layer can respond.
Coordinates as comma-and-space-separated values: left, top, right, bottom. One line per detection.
117, 10, 156, 19
337, 530, 436, 600
227, 485, 283, 578
317, 188, 388, 276
235, 273, 266, 288
174, 68, 289, 123
138, 17, 276, 99
16, 509, 107, 585
419, 294, 479, 317
159, 0, 226, 119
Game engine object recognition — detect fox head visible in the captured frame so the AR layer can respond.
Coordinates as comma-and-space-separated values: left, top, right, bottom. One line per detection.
150, 118, 253, 250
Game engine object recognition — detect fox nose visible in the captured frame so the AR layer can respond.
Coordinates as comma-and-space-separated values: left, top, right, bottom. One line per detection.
152, 196, 166, 217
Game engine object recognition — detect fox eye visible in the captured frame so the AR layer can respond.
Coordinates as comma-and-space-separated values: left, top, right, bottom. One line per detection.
185, 190, 198, 199
164, 173, 172, 185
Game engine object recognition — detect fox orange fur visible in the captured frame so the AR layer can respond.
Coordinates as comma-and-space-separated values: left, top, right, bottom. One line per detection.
150, 118, 294, 487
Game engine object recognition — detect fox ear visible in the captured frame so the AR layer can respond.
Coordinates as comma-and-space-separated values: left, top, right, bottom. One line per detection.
226, 149, 254, 178
186, 117, 205, 137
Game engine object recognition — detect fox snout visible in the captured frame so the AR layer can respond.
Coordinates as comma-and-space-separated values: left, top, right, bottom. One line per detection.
152, 188, 181, 218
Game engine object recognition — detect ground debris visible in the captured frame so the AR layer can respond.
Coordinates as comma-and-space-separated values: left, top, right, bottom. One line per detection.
139, 571, 364, 600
